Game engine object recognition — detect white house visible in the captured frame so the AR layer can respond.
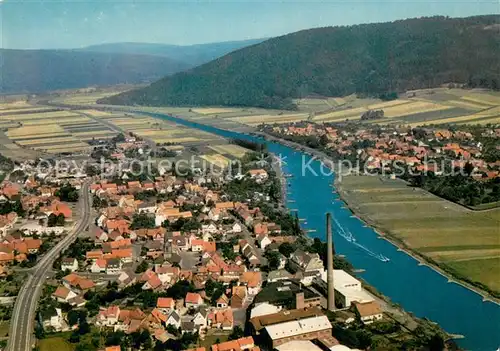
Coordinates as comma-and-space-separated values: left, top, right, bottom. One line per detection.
201, 223, 218, 235
256, 235, 272, 250
20, 223, 65, 236
105, 259, 122, 275
166, 311, 181, 329
52, 286, 77, 303
231, 223, 242, 233
192, 309, 208, 329
61, 258, 78, 272
96, 306, 121, 327
90, 259, 107, 273
41, 307, 64, 332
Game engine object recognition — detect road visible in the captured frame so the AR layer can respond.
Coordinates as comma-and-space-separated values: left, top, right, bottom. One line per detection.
7, 183, 91, 351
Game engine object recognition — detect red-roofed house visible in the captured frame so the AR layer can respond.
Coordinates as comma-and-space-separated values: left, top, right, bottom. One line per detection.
185, 292, 203, 308
157, 297, 175, 313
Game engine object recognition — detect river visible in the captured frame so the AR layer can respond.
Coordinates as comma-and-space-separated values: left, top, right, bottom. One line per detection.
145, 111, 499, 351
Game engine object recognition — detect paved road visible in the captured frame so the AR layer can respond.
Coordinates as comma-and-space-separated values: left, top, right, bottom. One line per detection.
7, 183, 91, 351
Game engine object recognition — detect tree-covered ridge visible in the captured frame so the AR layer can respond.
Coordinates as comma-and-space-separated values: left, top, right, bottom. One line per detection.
101, 15, 500, 110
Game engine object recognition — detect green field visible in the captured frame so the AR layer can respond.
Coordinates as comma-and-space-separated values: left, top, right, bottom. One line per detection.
38, 337, 74, 351
200, 332, 229, 348
0, 321, 10, 338
447, 257, 500, 293
338, 175, 500, 295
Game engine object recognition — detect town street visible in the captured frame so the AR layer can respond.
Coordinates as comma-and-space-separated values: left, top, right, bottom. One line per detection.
7, 183, 91, 351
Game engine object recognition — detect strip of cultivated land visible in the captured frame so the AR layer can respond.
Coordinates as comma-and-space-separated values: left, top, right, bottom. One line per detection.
337, 175, 500, 295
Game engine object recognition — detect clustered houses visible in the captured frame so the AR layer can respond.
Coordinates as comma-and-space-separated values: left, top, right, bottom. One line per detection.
0, 233, 42, 263
0, 174, 77, 267
34, 155, 383, 350
270, 123, 500, 179
38, 166, 302, 344
52, 273, 94, 306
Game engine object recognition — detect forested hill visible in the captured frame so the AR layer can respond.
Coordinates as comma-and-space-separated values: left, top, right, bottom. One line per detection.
0, 49, 189, 94
100, 15, 500, 110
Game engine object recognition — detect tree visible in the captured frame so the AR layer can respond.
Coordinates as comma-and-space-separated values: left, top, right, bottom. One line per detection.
266, 251, 281, 270
279, 242, 295, 258
228, 326, 244, 340
76, 342, 97, 351
166, 280, 195, 300
56, 213, 65, 226
34, 325, 45, 339
67, 309, 81, 326
129, 213, 156, 230
166, 324, 180, 336
428, 334, 445, 351
135, 261, 149, 273
78, 321, 91, 335
47, 213, 57, 227
55, 184, 79, 202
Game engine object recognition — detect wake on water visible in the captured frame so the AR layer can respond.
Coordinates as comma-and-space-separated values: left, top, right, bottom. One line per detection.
332, 217, 390, 263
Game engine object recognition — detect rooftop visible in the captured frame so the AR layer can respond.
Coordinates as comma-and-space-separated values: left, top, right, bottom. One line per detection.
264, 315, 332, 340
250, 307, 323, 331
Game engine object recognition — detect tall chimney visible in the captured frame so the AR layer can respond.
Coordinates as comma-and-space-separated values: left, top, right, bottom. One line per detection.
326, 213, 335, 311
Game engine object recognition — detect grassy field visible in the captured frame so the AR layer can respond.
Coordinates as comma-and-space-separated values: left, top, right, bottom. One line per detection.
191, 107, 237, 115
337, 175, 500, 294
0, 321, 9, 338
200, 332, 230, 348
38, 337, 73, 351
228, 113, 309, 125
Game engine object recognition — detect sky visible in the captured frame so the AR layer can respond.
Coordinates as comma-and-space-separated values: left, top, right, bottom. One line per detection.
1, 0, 499, 49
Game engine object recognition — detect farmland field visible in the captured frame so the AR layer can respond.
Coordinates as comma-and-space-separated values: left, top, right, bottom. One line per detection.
191, 107, 237, 115
228, 113, 309, 125
200, 153, 231, 167
337, 175, 500, 294
208, 144, 249, 158
272, 89, 500, 126
0, 106, 118, 155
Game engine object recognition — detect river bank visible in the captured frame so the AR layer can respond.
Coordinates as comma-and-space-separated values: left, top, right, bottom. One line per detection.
334, 176, 500, 305
270, 154, 288, 209
251, 129, 500, 303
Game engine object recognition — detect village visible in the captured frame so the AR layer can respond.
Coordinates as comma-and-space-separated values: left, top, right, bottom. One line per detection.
262, 123, 500, 179
0, 135, 449, 351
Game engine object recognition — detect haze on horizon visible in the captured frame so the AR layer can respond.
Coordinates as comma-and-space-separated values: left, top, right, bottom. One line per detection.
1, 0, 499, 50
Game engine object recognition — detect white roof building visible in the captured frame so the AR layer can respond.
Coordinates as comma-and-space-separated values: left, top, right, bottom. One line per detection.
321, 269, 362, 290
264, 315, 332, 340
331, 345, 362, 351
276, 340, 323, 351
250, 302, 282, 319
320, 269, 374, 308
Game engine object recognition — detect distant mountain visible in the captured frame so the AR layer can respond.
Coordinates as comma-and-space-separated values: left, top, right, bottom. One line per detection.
101, 16, 500, 110
81, 38, 266, 67
0, 49, 189, 94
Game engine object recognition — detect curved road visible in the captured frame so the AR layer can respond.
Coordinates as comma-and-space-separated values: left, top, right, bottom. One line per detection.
7, 183, 91, 351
